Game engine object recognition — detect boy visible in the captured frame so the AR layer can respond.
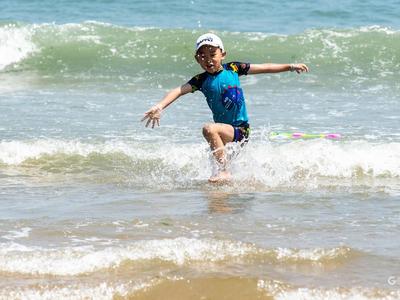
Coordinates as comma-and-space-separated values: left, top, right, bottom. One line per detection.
142, 33, 309, 183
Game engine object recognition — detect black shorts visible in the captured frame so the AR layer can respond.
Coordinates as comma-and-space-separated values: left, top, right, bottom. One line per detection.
233, 123, 250, 143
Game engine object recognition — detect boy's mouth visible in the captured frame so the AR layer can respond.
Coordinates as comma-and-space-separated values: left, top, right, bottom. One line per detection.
206, 63, 214, 69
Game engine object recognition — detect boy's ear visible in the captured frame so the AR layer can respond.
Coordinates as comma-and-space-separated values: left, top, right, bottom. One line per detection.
221, 51, 227, 59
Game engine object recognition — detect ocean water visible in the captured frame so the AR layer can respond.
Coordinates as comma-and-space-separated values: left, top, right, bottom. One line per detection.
1, 1, 400, 299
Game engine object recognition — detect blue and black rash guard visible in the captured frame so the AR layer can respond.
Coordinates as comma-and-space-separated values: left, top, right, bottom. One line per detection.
188, 62, 250, 126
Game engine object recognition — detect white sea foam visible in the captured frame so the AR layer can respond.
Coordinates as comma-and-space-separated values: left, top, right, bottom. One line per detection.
0, 238, 352, 276
2, 227, 32, 241
257, 280, 400, 300
0, 139, 204, 166
1, 139, 399, 189
0, 24, 37, 71
273, 246, 352, 262
0, 139, 100, 165
234, 139, 400, 185
359, 25, 399, 35
0, 238, 254, 275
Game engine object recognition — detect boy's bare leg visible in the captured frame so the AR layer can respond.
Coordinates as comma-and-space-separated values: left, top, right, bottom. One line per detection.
202, 123, 234, 182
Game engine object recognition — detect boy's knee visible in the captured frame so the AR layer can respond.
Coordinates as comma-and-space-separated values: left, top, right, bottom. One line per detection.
202, 123, 216, 137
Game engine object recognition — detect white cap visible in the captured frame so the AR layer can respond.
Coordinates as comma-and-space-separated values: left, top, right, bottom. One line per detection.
195, 33, 224, 52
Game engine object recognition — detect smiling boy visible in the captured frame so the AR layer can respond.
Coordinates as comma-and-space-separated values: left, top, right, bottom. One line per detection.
142, 33, 308, 183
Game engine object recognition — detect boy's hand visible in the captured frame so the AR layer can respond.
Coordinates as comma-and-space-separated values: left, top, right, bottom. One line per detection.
141, 104, 162, 128
290, 63, 309, 74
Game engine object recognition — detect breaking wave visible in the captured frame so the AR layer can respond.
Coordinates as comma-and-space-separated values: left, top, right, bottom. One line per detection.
0, 22, 399, 90
1, 138, 399, 190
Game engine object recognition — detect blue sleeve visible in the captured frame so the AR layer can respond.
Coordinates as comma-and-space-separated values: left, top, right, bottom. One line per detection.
187, 72, 207, 93
225, 62, 250, 76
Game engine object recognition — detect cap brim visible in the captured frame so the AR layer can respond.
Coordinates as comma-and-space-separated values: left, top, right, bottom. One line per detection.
196, 42, 224, 52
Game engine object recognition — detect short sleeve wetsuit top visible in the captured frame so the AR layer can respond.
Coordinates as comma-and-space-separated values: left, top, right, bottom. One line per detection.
188, 62, 250, 127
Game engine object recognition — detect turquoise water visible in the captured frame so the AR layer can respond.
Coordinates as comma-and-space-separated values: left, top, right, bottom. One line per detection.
2, 0, 400, 33
1, 1, 400, 299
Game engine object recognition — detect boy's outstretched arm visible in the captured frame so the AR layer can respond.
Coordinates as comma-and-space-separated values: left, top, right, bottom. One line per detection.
248, 63, 309, 74
141, 83, 192, 128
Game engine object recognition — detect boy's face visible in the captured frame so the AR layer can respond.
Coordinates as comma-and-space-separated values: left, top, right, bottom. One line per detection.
195, 45, 226, 74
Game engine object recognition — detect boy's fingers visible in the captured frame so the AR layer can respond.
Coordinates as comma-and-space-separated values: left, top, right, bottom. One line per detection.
152, 118, 159, 128
295, 64, 309, 73
142, 105, 162, 127
141, 114, 149, 122
146, 118, 151, 127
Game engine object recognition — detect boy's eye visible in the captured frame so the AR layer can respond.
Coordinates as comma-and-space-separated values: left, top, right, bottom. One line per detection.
196, 52, 216, 61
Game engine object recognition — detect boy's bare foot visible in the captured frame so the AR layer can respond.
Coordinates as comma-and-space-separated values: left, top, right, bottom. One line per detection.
208, 171, 232, 183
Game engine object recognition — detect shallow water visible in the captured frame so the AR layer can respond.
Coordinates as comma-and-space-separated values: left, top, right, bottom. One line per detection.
1, 1, 400, 299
